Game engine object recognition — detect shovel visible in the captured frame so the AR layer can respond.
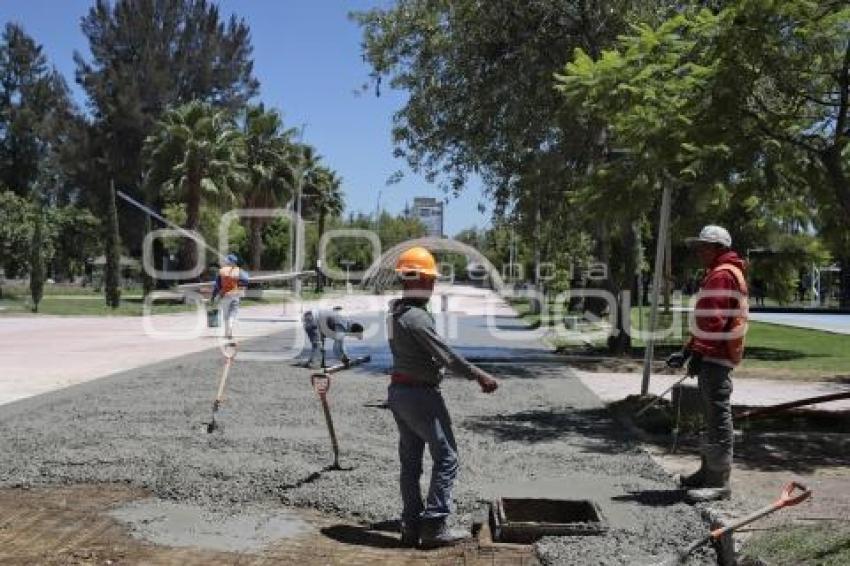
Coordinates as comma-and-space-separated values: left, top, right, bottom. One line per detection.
206, 341, 238, 433
658, 481, 811, 565
311, 372, 341, 469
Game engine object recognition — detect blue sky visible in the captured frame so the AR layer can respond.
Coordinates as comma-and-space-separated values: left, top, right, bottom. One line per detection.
0, 0, 490, 236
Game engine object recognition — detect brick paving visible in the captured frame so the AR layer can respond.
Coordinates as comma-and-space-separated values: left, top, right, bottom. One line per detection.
0, 485, 537, 565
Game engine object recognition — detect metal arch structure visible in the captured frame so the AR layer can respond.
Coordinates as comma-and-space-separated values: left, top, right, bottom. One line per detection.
360, 236, 507, 293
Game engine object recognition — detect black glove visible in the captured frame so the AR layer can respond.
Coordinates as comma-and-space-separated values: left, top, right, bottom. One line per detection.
666, 350, 688, 369
687, 352, 703, 376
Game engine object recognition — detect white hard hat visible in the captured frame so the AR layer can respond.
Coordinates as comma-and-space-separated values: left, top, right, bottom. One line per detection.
685, 225, 732, 248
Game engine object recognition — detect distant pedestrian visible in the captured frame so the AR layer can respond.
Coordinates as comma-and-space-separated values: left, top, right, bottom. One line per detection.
751, 277, 766, 307
210, 254, 249, 340
667, 225, 748, 503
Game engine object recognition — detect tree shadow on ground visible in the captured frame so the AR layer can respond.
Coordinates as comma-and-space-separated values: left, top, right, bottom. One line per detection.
614, 396, 850, 473
463, 407, 628, 454
743, 347, 817, 362
611, 489, 686, 507
734, 431, 850, 473
559, 344, 817, 364
320, 524, 406, 549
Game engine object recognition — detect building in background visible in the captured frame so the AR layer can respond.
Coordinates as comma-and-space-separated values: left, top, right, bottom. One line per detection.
410, 197, 444, 237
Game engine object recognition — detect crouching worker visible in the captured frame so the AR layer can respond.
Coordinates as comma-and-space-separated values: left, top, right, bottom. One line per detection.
666, 225, 748, 503
387, 246, 499, 548
210, 253, 249, 341
302, 306, 364, 369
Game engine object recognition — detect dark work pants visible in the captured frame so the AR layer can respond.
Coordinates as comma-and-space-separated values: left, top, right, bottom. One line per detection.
697, 361, 734, 471
387, 383, 458, 524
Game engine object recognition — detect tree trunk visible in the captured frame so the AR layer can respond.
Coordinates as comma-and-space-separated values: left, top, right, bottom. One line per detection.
663, 227, 672, 312
104, 181, 122, 308
184, 177, 201, 275
820, 147, 850, 307
840, 256, 850, 309
142, 213, 154, 297
249, 217, 263, 271
586, 220, 610, 318
30, 205, 45, 313
607, 220, 635, 356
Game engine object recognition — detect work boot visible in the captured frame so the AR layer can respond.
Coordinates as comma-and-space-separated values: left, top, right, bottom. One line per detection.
676, 455, 707, 489
685, 468, 731, 503
419, 518, 470, 549
399, 520, 420, 548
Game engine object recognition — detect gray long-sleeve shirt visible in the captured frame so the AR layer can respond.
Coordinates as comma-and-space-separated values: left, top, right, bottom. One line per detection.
388, 298, 479, 386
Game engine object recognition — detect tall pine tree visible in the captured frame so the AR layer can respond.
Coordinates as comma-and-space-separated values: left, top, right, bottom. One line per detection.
75, 0, 259, 254
0, 23, 73, 197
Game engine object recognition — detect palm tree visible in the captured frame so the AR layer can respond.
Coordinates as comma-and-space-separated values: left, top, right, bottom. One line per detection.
303, 166, 344, 291
144, 101, 245, 272
240, 104, 295, 270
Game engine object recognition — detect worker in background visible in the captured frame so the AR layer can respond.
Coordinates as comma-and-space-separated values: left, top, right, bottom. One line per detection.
667, 225, 748, 503
302, 306, 364, 369
387, 246, 499, 548
210, 253, 249, 341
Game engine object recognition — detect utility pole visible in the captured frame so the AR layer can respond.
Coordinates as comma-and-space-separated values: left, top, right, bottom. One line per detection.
641, 178, 673, 396
290, 123, 308, 296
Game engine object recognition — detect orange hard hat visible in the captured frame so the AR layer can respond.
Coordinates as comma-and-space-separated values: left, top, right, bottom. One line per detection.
395, 246, 438, 278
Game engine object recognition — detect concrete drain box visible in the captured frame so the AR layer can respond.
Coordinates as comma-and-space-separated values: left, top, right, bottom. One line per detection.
490, 498, 607, 543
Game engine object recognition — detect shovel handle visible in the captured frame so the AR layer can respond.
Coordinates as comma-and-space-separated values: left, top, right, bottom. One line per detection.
709, 481, 811, 540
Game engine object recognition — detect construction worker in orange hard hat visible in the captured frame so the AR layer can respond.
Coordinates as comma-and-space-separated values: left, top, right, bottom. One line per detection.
385, 245, 498, 548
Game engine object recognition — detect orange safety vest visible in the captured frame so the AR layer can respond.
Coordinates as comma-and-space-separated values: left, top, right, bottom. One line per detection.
713, 263, 749, 365
218, 266, 244, 297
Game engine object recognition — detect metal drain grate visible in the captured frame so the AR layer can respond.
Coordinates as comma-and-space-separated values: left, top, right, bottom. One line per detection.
490, 497, 608, 543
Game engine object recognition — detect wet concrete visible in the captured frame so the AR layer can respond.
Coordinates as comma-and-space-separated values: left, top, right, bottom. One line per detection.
0, 301, 713, 564
109, 498, 311, 552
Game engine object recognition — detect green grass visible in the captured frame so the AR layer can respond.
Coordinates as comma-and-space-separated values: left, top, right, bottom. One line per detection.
741, 522, 850, 566
0, 292, 198, 316
509, 297, 850, 379
741, 321, 850, 374
0, 283, 348, 316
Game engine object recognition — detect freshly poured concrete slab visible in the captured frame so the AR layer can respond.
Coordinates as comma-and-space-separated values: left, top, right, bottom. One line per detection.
109, 499, 311, 553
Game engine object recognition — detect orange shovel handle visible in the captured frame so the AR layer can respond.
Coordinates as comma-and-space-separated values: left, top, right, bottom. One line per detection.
708, 481, 811, 541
